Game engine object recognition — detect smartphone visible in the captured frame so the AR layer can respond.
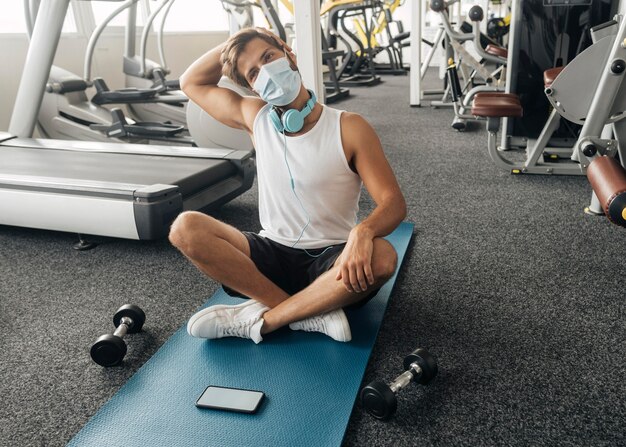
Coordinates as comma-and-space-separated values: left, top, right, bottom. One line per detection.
196, 385, 265, 414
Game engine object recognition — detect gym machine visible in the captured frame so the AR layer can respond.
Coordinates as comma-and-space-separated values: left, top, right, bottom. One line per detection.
34, 0, 253, 150
501, 0, 615, 150
89, 0, 254, 150
347, 0, 411, 75
326, 0, 383, 87
274, 0, 353, 102
32, 0, 191, 145
568, 15, 626, 224
409, 0, 500, 107
471, 16, 625, 177
429, 1, 508, 130
38, 64, 189, 144
471, 15, 626, 226
125, 0, 255, 149
220, 0, 255, 33
91, 304, 146, 367
1, 0, 255, 243
121, 0, 189, 126
360, 347, 438, 420
486, 12, 511, 46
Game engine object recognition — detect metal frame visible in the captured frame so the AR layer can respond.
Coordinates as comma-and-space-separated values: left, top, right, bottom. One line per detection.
410, 1, 453, 106
409, 0, 423, 106
293, 0, 325, 101
501, 0, 521, 150
429, 2, 507, 126
9, 0, 70, 137
574, 15, 626, 169
484, 117, 584, 175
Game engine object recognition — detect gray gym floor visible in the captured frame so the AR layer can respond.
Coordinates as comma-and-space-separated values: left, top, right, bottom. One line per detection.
1, 74, 625, 447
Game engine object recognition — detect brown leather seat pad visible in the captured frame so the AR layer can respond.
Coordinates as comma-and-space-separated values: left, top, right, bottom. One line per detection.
543, 66, 565, 88
472, 95, 523, 117
485, 44, 508, 59
473, 92, 520, 103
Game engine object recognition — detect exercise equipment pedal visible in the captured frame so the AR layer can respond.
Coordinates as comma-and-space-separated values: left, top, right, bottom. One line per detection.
90, 304, 146, 367
360, 347, 437, 420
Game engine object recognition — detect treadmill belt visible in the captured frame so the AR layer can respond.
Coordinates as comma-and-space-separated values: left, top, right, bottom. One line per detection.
66, 222, 414, 447
0, 145, 235, 197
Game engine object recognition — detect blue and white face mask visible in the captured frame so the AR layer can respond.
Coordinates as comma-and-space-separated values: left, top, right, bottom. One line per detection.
253, 57, 301, 107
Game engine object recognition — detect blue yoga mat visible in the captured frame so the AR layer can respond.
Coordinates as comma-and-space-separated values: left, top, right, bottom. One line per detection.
68, 222, 413, 447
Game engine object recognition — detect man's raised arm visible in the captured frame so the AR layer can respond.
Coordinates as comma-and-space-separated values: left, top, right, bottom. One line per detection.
179, 42, 261, 132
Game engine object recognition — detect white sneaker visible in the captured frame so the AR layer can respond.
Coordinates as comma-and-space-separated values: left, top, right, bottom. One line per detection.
187, 300, 269, 344
289, 308, 352, 342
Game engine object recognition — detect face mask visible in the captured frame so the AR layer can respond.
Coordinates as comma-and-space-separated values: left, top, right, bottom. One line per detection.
253, 57, 301, 107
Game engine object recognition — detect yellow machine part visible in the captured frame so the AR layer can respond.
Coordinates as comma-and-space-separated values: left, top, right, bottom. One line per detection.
320, 0, 363, 17
353, 0, 403, 54
278, 0, 405, 57
279, 0, 294, 15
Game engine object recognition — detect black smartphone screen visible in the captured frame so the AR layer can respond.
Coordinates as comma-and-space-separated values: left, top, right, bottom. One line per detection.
196, 386, 265, 414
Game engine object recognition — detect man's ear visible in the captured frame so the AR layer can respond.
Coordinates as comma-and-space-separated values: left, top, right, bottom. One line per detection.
284, 48, 298, 70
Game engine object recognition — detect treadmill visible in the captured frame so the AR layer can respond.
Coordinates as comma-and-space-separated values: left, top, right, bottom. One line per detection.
1, 0, 255, 241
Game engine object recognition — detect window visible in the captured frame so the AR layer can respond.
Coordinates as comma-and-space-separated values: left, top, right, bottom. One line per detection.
0, 2, 77, 34
161, 0, 229, 32
64, 4, 78, 33
91, 1, 146, 28
0, 3, 28, 33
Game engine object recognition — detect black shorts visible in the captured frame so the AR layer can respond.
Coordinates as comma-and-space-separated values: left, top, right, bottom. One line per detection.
223, 232, 378, 307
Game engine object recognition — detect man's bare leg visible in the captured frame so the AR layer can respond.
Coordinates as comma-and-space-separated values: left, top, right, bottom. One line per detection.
261, 238, 398, 334
171, 212, 399, 338
169, 211, 289, 308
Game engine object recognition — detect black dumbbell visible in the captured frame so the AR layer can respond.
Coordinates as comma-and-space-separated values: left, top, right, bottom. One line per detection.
360, 347, 438, 420
90, 304, 146, 367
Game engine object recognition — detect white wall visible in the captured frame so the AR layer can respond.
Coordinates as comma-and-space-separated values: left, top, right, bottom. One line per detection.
0, 31, 228, 131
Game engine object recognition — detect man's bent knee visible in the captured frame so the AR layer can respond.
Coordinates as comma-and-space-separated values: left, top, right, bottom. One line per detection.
372, 239, 398, 283
169, 211, 215, 257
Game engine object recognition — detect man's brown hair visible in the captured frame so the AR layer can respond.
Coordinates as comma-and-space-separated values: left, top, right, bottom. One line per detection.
221, 28, 283, 88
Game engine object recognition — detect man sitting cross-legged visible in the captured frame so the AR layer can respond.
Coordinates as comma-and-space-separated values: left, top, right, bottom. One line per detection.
169, 28, 406, 344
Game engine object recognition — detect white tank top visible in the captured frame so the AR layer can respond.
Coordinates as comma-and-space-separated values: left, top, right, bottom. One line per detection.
252, 103, 362, 249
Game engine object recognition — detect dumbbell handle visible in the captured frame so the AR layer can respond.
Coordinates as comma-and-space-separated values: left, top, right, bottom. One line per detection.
390, 362, 422, 393
113, 316, 133, 338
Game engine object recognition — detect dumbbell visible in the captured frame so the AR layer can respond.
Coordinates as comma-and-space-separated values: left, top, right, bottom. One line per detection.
360, 347, 438, 420
90, 304, 146, 367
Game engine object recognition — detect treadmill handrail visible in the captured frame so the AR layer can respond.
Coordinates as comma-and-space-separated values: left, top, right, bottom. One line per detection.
85, 0, 139, 82
5, 137, 251, 160
0, 173, 182, 200
140, 0, 174, 77
0, 173, 146, 195
157, 0, 177, 72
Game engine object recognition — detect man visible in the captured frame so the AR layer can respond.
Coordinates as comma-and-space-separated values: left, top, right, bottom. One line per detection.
170, 28, 406, 344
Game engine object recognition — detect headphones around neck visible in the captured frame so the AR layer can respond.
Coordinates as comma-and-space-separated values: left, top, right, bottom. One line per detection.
269, 89, 317, 134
